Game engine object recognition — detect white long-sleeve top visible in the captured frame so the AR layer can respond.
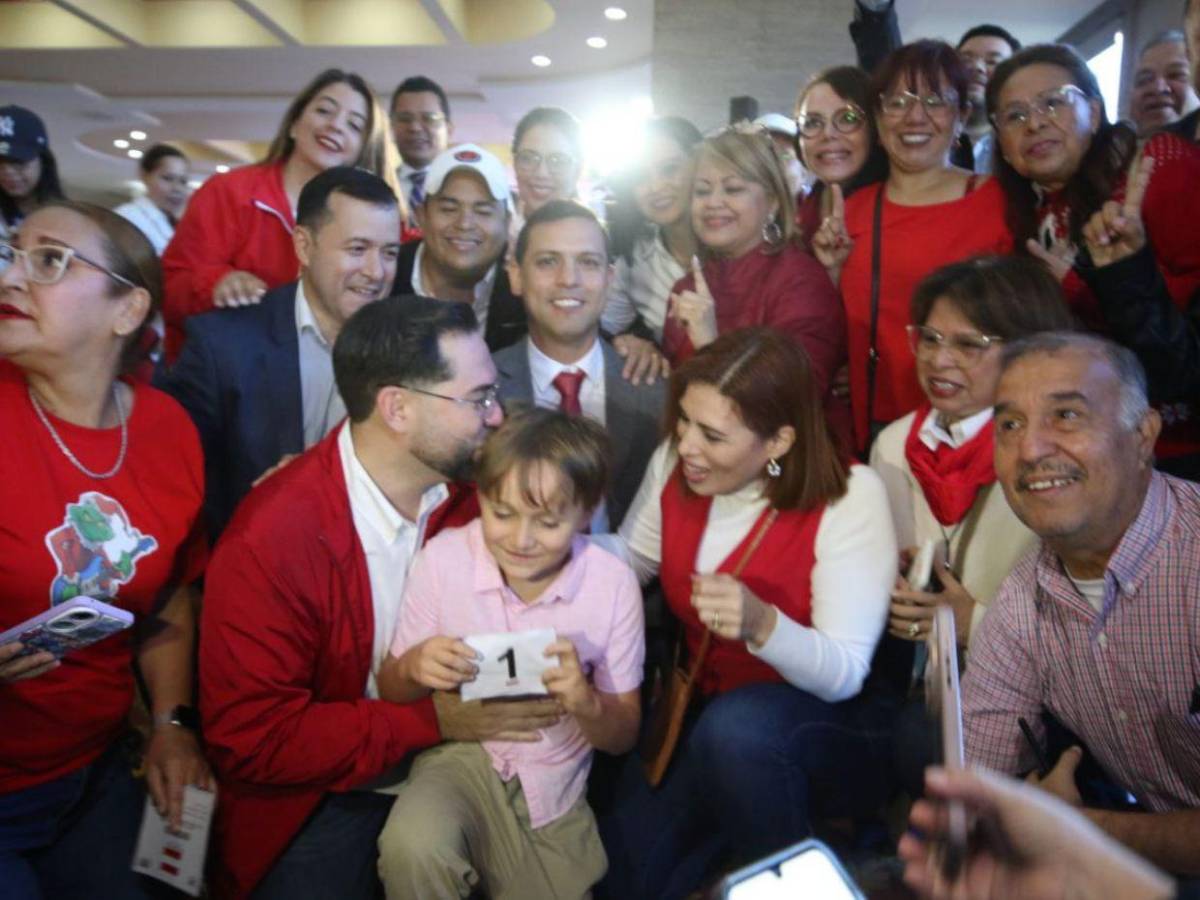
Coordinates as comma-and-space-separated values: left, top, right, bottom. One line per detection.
610, 441, 896, 702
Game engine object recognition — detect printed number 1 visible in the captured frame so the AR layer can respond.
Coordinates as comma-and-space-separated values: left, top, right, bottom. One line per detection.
498, 647, 516, 679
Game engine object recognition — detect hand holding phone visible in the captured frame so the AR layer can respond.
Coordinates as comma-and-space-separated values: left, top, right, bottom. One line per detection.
0, 597, 134, 664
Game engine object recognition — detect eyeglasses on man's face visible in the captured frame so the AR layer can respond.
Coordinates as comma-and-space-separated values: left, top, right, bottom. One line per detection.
991, 85, 1087, 131
392, 112, 446, 129
879, 90, 960, 118
0, 241, 137, 289
514, 149, 576, 176
400, 382, 501, 415
906, 324, 1004, 364
796, 105, 867, 139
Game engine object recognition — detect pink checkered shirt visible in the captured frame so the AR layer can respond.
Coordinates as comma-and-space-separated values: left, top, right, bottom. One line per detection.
963, 472, 1200, 812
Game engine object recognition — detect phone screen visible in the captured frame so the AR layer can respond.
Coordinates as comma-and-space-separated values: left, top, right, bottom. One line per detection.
725, 843, 860, 899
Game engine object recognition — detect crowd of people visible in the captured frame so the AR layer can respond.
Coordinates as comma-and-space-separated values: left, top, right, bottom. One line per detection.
2, 1, 1200, 898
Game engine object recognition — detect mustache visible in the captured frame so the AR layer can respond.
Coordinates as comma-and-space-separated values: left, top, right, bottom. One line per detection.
1014, 462, 1084, 490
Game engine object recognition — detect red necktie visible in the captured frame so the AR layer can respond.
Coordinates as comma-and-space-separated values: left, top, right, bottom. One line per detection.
552, 370, 586, 416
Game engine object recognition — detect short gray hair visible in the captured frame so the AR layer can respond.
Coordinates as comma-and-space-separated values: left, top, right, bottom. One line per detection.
1141, 29, 1186, 57
1000, 332, 1150, 429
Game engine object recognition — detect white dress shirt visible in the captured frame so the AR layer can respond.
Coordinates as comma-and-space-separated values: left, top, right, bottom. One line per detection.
916, 405, 993, 451
295, 281, 347, 448
602, 231, 687, 341
337, 423, 450, 698
114, 196, 176, 256
410, 242, 498, 334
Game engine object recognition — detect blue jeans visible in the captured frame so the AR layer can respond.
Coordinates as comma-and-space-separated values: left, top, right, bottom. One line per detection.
600, 682, 897, 900
253, 790, 395, 900
0, 742, 159, 900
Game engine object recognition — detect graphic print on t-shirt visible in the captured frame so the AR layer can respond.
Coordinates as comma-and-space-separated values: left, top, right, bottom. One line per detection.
43, 491, 158, 606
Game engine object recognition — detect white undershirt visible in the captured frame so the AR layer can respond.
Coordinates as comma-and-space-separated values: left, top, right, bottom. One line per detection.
612, 441, 897, 702
916, 405, 993, 451
337, 423, 449, 698
410, 242, 497, 334
1067, 572, 1107, 613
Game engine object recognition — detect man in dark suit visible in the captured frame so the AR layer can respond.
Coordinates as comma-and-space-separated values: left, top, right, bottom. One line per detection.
494, 200, 665, 530
159, 166, 402, 538
390, 144, 526, 352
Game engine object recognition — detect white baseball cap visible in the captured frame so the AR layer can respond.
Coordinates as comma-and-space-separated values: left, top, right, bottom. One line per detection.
423, 143, 512, 204
754, 113, 798, 138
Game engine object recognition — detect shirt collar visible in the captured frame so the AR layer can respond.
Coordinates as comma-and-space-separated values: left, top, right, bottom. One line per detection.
467, 518, 587, 607
411, 242, 499, 309
338, 423, 449, 544
294, 279, 330, 349
917, 406, 993, 451
399, 162, 428, 182
528, 337, 604, 397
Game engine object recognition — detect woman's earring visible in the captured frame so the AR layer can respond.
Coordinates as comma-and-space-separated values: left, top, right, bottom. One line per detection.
766, 457, 782, 478
761, 218, 783, 246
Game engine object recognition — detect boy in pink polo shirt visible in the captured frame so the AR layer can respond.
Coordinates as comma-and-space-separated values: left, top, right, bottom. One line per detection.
376, 407, 644, 900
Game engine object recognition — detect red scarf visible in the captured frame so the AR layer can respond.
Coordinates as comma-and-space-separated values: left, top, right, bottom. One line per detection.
903, 405, 996, 526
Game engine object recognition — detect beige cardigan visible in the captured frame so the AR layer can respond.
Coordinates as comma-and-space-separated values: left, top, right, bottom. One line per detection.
869, 411, 1039, 651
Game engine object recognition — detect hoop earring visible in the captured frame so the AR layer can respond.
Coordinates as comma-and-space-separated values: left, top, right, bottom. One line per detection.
766, 457, 782, 478
762, 218, 783, 246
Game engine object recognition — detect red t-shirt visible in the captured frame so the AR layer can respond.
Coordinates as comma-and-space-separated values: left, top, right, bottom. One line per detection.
840, 178, 1012, 452
0, 361, 207, 793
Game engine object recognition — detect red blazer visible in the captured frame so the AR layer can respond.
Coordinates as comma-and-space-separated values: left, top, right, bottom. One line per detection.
161, 163, 298, 361
199, 426, 478, 897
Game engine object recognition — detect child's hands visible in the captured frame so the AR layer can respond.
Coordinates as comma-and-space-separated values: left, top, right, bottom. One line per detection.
405, 636, 479, 690
542, 638, 600, 719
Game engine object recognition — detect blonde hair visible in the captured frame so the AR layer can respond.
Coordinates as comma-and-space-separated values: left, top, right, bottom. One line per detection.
697, 126, 798, 253
476, 406, 610, 514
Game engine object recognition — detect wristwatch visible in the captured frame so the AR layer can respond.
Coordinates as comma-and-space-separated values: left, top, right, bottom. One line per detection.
153, 704, 200, 732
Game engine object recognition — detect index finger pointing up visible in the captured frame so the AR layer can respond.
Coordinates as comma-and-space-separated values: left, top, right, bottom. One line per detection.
831, 183, 845, 220
1123, 152, 1154, 220
691, 254, 711, 297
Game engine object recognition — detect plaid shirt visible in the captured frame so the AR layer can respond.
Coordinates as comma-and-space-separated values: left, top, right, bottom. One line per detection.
963, 472, 1200, 812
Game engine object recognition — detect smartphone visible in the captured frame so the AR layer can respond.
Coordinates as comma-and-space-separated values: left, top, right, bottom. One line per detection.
718, 838, 863, 899
924, 604, 967, 879
906, 537, 937, 590
0, 597, 134, 659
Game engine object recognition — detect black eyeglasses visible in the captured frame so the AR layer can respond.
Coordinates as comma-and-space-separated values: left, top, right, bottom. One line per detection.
400, 383, 500, 414
795, 105, 867, 138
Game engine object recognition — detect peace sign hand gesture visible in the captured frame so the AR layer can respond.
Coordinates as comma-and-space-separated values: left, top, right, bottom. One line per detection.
1082, 153, 1153, 269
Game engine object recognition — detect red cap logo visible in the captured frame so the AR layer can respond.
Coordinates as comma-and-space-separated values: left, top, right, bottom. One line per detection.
454, 149, 482, 163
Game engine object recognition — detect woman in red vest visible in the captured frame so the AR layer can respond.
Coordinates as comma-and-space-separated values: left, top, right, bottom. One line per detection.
161, 68, 401, 360
602, 328, 897, 899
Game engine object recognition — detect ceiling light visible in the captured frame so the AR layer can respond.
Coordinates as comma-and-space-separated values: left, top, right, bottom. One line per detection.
127, 149, 143, 159
586, 36, 608, 49
531, 55, 552, 67
216, 165, 230, 174
604, 7, 627, 20
113, 139, 129, 149
129, 130, 147, 141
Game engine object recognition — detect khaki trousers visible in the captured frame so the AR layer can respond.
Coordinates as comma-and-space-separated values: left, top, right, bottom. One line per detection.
377, 742, 606, 900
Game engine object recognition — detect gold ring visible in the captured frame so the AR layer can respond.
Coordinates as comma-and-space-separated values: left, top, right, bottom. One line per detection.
907, 621, 920, 638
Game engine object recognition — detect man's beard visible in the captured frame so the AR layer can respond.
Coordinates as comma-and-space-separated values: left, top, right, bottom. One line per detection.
412, 434, 479, 483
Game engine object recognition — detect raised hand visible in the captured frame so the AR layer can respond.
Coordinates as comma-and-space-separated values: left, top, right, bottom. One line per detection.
811, 184, 853, 277
667, 255, 719, 350
1083, 153, 1153, 268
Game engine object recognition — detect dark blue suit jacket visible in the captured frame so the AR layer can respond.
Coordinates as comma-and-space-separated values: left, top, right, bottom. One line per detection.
156, 283, 305, 540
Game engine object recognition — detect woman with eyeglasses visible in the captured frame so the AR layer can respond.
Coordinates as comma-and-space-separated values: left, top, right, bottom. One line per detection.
161, 69, 402, 360
0, 202, 211, 896
660, 127, 847, 438
813, 41, 1012, 454
793, 66, 888, 253
511, 107, 584, 229
988, 44, 1200, 477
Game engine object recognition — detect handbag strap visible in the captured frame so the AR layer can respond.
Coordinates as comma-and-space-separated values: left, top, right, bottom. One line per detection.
686, 508, 780, 678
865, 184, 886, 434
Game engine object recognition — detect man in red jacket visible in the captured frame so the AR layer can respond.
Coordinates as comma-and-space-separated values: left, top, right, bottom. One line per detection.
200, 296, 563, 898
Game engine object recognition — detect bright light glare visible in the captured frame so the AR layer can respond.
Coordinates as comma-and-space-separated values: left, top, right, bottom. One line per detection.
216, 164, 231, 174
113, 139, 130, 149
582, 95, 655, 177
1087, 31, 1123, 123
587, 36, 608, 49
129, 130, 147, 140
128, 149, 143, 159
604, 7, 627, 20
531, 55, 552, 67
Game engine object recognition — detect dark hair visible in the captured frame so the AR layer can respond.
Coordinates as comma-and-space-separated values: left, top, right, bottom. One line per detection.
0, 148, 64, 224
986, 44, 1137, 251
334, 295, 478, 422
957, 24, 1021, 54
296, 165, 398, 232
872, 40, 972, 113
512, 107, 584, 161
476, 406, 610, 514
665, 328, 848, 510
911, 255, 1075, 338
794, 65, 889, 210
35, 200, 160, 375
139, 144, 187, 175
607, 116, 703, 264
514, 198, 609, 264
390, 75, 451, 120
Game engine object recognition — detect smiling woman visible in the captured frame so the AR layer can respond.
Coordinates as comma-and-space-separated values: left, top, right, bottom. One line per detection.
160, 69, 404, 361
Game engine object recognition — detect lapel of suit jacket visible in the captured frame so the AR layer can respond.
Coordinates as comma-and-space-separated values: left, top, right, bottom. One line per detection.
265, 282, 305, 455
496, 338, 535, 404
600, 339, 637, 490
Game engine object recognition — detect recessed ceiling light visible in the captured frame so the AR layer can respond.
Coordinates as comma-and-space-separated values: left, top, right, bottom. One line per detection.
531, 54, 552, 67
604, 7, 627, 20
586, 36, 608, 49
129, 130, 147, 141
127, 149, 143, 159
216, 164, 230, 174
113, 139, 129, 149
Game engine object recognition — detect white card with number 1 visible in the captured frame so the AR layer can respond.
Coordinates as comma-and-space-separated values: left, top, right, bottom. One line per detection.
460, 628, 556, 702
